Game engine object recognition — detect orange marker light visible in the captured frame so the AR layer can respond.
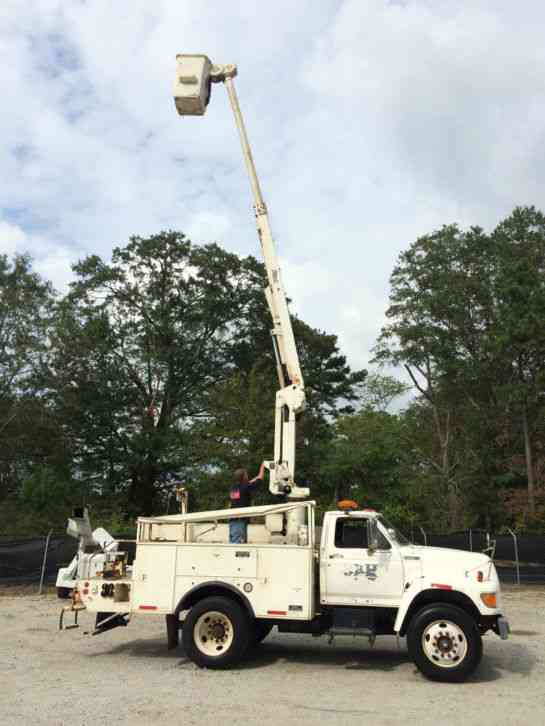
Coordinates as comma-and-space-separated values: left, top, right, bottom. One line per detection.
337, 500, 359, 511
480, 593, 497, 608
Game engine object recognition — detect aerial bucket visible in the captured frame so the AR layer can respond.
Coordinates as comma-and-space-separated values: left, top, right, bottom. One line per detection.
173, 54, 212, 116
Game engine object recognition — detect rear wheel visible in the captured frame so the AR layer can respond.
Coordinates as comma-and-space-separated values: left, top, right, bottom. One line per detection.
56, 587, 72, 599
182, 596, 251, 669
407, 604, 483, 682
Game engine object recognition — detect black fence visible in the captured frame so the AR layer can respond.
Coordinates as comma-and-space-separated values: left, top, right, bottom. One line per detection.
410, 529, 545, 584
0, 534, 135, 588
1, 529, 544, 588
0, 535, 77, 585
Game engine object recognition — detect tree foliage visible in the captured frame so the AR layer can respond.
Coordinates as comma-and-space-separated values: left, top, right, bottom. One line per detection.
31, 232, 365, 520
2, 208, 545, 536
375, 206, 545, 529
0, 254, 56, 501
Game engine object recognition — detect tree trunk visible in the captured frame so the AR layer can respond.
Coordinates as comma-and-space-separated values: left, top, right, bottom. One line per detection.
432, 406, 460, 530
404, 365, 460, 530
521, 404, 536, 517
128, 463, 157, 517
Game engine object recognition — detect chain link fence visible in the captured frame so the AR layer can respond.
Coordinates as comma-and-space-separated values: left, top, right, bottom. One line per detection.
0, 534, 135, 590
1, 528, 544, 589
409, 528, 545, 584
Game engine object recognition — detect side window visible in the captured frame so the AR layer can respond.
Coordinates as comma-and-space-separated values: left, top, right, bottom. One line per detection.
374, 527, 392, 551
334, 518, 368, 549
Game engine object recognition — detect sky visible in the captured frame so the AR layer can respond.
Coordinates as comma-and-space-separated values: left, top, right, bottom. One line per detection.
1, 0, 545, 376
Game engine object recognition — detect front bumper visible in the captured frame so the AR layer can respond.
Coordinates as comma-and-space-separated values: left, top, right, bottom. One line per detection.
479, 614, 510, 639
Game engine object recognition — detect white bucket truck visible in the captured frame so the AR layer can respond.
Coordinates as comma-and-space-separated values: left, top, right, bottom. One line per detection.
61, 56, 509, 682
66, 499, 508, 682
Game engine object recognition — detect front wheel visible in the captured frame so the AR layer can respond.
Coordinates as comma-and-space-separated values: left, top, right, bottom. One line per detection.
182, 596, 251, 669
407, 604, 483, 682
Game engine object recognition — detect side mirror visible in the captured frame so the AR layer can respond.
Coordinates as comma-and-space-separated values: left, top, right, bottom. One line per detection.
367, 518, 379, 554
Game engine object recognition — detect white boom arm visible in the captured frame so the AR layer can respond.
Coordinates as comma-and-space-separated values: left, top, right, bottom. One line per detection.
174, 56, 308, 499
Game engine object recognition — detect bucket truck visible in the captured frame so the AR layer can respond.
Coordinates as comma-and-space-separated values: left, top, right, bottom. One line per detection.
59, 56, 510, 684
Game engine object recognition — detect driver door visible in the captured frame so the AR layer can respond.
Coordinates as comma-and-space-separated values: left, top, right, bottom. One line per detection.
323, 516, 404, 607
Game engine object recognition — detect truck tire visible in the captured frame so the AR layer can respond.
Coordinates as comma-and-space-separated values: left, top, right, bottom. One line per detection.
57, 587, 72, 599
407, 604, 483, 682
252, 621, 273, 646
182, 596, 251, 669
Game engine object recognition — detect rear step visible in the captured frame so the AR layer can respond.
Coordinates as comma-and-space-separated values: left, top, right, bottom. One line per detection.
59, 604, 86, 631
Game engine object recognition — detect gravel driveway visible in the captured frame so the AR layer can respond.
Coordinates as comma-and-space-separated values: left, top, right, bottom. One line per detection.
1, 586, 544, 726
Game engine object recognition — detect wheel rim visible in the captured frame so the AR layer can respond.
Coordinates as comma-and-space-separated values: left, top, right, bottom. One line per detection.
194, 611, 234, 657
421, 619, 468, 668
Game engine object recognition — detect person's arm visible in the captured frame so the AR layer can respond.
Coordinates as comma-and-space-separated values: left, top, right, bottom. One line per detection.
249, 462, 266, 485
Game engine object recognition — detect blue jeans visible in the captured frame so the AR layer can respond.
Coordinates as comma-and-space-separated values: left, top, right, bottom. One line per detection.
229, 518, 248, 543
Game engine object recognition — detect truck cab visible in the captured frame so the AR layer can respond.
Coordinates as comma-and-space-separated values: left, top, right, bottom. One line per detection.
314, 507, 508, 680
321, 509, 505, 626
321, 509, 408, 608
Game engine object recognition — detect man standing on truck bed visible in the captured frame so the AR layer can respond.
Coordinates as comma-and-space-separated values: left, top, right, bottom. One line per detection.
229, 463, 265, 543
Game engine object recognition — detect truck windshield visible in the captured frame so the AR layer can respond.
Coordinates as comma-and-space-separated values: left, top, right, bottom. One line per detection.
377, 516, 411, 546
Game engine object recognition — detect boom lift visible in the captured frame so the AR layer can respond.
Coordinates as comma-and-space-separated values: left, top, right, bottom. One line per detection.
173, 56, 308, 540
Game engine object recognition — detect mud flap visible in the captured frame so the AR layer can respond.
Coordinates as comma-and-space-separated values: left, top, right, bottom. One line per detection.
166, 614, 180, 650
497, 616, 510, 640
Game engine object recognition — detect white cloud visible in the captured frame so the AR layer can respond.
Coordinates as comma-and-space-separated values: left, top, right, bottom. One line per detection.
0, 221, 26, 257
35, 245, 74, 293
2, 0, 545, 373
0, 218, 74, 293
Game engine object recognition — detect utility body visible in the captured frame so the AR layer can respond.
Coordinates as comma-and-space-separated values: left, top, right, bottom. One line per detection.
69, 502, 509, 682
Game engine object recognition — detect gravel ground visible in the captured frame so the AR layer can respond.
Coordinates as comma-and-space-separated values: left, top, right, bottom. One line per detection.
1, 586, 544, 726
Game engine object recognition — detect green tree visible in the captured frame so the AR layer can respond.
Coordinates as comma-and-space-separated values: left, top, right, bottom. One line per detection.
188, 319, 367, 510
0, 254, 57, 500
43, 231, 365, 518
490, 207, 545, 516
44, 231, 263, 515
374, 223, 496, 527
357, 372, 410, 412
374, 207, 545, 527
